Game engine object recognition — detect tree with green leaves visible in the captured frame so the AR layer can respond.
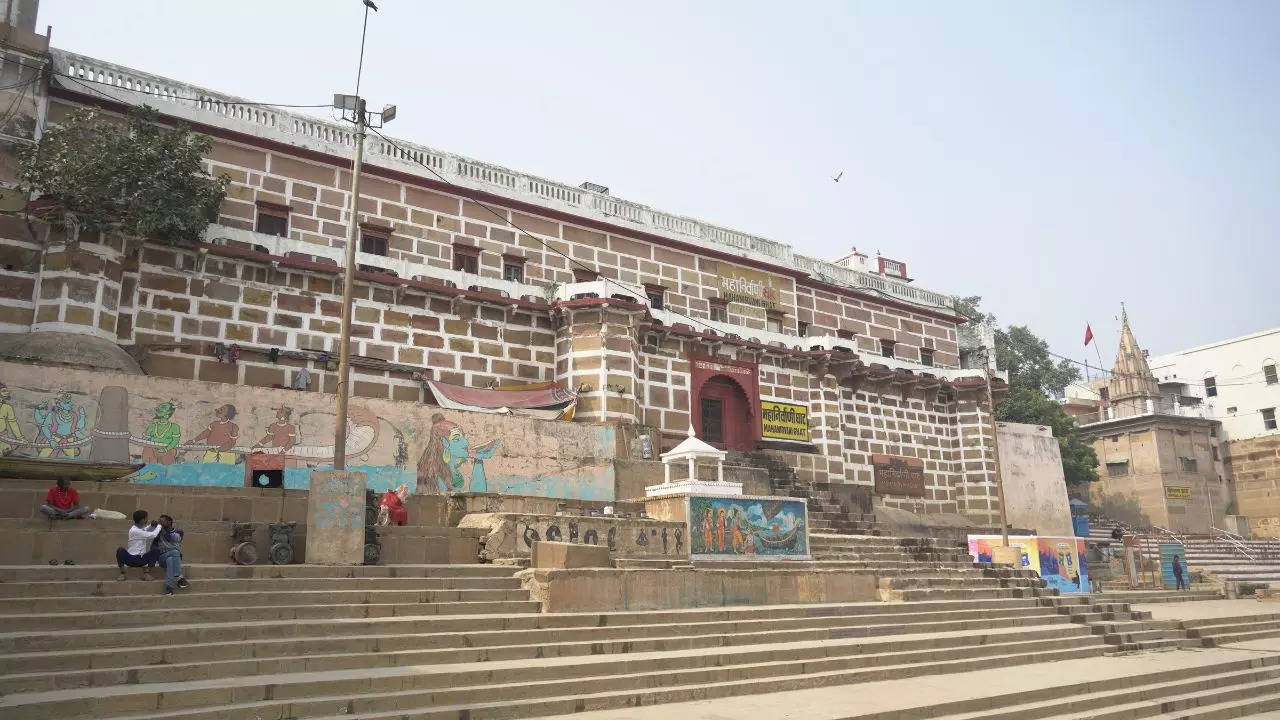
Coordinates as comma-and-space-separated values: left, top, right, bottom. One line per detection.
18, 106, 227, 246
953, 296, 1099, 486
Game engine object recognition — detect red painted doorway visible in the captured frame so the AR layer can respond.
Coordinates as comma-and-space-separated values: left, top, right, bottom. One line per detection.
696, 375, 753, 451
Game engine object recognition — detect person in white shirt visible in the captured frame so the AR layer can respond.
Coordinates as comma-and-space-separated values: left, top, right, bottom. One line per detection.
115, 509, 162, 581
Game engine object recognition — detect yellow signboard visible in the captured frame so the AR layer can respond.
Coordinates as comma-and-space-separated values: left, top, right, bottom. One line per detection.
761, 401, 809, 441
1164, 486, 1192, 500
719, 266, 783, 310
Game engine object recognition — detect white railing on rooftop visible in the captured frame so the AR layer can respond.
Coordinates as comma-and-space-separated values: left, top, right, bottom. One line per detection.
55, 49, 956, 314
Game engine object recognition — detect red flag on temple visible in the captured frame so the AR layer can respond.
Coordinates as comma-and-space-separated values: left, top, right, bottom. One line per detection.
1084, 324, 1094, 346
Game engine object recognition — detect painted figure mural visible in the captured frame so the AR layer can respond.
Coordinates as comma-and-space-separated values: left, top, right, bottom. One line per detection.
690, 496, 808, 558
0, 365, 617, 500
254, 406, 298, 465
417, 413, 500, 494
34, 392, 88, 458
141, 402, 181, 464
0, 382, 27, 455
192, 404, 239, 464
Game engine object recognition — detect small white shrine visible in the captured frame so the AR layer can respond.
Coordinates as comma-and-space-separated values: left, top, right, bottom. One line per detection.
645, 425, 743, 498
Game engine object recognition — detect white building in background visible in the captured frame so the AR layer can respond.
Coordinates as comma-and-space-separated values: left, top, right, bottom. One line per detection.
1146, 328, 1280, 444
1141, 328, 1280, 535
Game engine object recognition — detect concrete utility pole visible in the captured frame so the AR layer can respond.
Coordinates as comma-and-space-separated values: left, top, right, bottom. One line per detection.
332, 0, 394, 470
332, 96, 367, 471
982, 350, 1010, 547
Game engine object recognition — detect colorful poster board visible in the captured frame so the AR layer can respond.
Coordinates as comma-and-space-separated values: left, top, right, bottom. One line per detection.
761, 401, 809, 441
967, 534, 1091, 594
689, 494, 809, 559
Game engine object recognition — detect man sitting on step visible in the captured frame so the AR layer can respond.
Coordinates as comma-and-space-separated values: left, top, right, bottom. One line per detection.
40, 477, 93, 521
153, 514, 189, 596
116, 509, 163, 581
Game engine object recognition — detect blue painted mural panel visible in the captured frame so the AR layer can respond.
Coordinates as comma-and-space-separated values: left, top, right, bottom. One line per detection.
689, 495, 809, 559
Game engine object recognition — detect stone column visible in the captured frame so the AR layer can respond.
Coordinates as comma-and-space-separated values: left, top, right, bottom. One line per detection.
32, 230, 126, 341
305, 470, 367, 565
554, 303, 644, 424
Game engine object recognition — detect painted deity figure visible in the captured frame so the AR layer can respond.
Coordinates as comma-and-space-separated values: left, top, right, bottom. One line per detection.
0, 382, 27, 456
193, 404, 240, 464
34, 392, 87, 458
417, 413, 500, 494
701, 507, 714, 553
254, 406, 298, 466
141, 402, 181, 465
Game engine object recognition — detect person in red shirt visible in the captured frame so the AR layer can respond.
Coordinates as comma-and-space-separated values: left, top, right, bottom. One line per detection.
41, 478, 91, 520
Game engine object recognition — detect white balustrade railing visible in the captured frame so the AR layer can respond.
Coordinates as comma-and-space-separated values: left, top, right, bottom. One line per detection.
55, 49, 957, 314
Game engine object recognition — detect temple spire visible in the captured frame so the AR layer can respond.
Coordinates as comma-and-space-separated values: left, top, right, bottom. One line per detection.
1108, 306, 1159, 404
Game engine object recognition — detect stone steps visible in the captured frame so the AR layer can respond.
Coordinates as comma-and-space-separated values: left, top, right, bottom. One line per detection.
0, 609, 1077, 693
0, 587, 532, 613
0, 595, 1053, 652
0, 598, 544, 631
0, 563, 518, 581
0, 575, 523, 597
1176, 612, 1280, 647
0, 533, 1145, 720
0, 630, 1108, 719
925, 660, 1280, 720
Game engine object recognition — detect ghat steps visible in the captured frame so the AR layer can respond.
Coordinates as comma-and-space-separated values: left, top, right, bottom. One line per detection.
0, 560, 1112, 720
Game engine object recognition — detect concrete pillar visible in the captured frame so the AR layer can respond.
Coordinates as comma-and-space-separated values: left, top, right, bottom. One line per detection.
305, 470, 367, 565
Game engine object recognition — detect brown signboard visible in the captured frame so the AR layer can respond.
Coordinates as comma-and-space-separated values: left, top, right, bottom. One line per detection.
873, 454, 926, 497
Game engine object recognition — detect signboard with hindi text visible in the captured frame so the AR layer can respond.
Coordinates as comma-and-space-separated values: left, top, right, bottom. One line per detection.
718, 266, 782, 310
872, 454, 926, 497
1164, 486, 1192, 500
761, 401, 809, 441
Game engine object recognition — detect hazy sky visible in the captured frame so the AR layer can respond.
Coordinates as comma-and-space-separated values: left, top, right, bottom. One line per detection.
39, 1, 1279, 367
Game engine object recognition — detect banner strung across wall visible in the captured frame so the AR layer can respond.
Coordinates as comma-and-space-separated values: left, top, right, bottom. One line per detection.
872, 454, 926, 497
967, 534, 1091, 594
1164, 486, 1192, 500
761, 401, 809, 441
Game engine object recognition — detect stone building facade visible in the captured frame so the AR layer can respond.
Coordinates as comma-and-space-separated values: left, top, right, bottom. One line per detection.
1145, 328, 1280, 536
0, 47, 1007, 523
1079, 314, 1227, 532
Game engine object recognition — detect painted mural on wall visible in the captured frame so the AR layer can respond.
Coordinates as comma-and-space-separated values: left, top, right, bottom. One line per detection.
417, 413, 501, 494
0, 362, 617, 500
689, 495, 809, 559
967, 534, 1091, 594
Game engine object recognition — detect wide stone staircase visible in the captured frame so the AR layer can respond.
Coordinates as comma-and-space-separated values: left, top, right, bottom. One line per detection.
734, 451, 878, 535
880, 655, 1280, 720
0, 558, 1117, 720
810, 532, 1226, 653
1178, 609, 1280, 647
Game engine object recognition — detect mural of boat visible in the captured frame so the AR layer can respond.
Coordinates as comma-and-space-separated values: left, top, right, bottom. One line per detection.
0, 456, 142, 482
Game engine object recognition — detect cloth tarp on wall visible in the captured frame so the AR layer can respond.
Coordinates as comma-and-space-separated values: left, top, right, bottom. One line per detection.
425, 381, 577, 420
